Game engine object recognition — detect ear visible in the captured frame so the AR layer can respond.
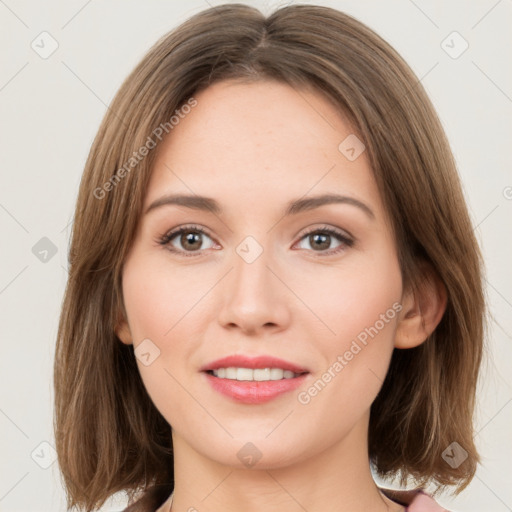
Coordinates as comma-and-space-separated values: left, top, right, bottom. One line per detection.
395, 263, 447, 349
115, 309, 134, 346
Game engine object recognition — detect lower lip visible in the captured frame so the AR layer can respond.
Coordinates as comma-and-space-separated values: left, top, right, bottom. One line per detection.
203, 372, 308, 404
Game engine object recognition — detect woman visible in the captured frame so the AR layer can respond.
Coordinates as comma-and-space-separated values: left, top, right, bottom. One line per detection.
54, 4, 485, 511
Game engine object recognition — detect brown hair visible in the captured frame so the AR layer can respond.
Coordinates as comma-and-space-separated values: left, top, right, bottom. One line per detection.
54, 3, 485, 511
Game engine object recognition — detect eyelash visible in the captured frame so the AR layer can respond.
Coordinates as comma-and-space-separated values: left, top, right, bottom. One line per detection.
156, 224, 355, 258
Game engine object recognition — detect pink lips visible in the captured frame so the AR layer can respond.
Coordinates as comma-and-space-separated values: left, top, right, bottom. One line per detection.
201, 354, 309, 404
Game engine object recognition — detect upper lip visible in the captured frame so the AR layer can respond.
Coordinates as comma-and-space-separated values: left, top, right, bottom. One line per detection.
200, 355, 309, 374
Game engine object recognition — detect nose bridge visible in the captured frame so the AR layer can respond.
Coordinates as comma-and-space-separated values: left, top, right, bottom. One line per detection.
231, 236, 275, 308
217, 235, 290, 332
234, 237, 271, 293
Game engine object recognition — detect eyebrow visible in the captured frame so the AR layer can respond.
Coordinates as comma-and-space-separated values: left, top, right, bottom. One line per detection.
145, 192, 375, 220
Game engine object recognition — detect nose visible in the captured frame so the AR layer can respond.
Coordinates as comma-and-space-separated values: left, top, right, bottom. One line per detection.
217, 242, 291, 336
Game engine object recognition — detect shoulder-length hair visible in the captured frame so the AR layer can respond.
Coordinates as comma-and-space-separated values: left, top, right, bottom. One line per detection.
54, 3, 485, 511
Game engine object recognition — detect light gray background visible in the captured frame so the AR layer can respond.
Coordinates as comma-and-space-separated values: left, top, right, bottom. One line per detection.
0, 1, 511, 511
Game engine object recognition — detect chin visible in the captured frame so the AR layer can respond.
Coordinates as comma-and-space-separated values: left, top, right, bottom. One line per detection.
190, 431, 314, 471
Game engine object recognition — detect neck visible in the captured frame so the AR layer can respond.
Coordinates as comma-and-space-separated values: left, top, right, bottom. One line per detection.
168, 412, 403, 512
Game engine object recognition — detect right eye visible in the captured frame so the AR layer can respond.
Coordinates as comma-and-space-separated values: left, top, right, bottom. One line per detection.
158, 224, 218, 257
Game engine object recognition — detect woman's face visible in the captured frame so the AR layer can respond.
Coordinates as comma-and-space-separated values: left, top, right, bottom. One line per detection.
117, 79, 405, 469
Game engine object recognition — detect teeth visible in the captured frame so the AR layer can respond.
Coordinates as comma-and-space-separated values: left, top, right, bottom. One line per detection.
269, 368, 284, 380
226, 367, 237, 379
254, 368, 270, 381
211, 367, 302, 381
236, 367, 253, 381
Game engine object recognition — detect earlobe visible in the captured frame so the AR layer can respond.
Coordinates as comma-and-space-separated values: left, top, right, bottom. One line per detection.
394, 265, 447, 349
115, 311, 134, 345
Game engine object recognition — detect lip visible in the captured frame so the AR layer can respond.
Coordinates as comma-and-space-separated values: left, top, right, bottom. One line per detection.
200, 355, 310, 405
203, 372, 308, 404
200, 355, 309, 374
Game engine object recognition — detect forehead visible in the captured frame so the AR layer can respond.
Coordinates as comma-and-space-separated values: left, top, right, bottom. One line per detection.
145, 80, 383, 217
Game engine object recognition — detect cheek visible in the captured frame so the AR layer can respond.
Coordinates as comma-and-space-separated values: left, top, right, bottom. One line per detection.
120, 260, 197, 425
120, 256, 213, 411
295, 247, 402, 405
294, 249, 402, 349
121, 255, 213, 341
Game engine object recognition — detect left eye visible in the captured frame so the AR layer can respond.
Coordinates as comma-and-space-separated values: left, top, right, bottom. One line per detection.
158, 225, 216, 255
158, 225, 354, 257
294, 227, 354, 254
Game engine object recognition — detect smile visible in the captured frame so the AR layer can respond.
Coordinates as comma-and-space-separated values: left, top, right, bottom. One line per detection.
201, 354, 310, 404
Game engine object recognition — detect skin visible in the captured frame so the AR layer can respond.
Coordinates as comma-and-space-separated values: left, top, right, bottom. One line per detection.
116, 80, 446, 512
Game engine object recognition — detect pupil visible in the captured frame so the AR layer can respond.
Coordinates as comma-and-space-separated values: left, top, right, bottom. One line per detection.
182, 232, 201, 251
312, 233, 329, 250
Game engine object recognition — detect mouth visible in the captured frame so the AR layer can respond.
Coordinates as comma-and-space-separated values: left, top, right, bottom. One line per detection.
201, 355, 310, 404
205, 367, 306, 381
